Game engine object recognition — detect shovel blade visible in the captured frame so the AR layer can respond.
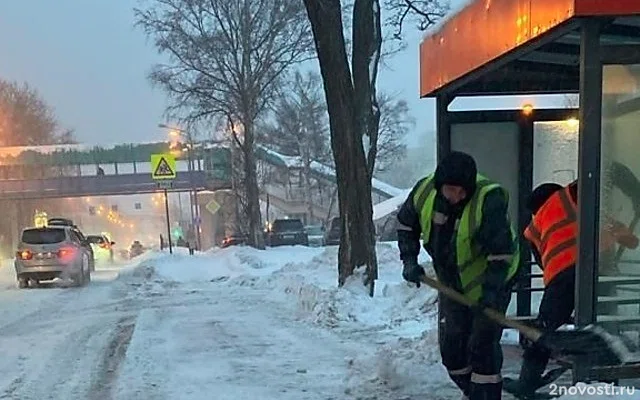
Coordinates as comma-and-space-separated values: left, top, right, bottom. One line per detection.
538, 325, 633, 366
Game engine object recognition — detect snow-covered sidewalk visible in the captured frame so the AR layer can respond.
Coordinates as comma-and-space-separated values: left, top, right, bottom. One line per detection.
113, 244, 639, 399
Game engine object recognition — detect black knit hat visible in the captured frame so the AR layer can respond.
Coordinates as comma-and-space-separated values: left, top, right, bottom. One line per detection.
434, 151, 478, 195
528, 183, 563, 214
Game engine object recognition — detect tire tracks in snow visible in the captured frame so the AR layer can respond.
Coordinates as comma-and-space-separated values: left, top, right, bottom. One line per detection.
2, 317, 120, 400
88, 316, 136, 400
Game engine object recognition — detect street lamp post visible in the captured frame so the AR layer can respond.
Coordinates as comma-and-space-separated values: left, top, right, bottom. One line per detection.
158, 123, 202, 251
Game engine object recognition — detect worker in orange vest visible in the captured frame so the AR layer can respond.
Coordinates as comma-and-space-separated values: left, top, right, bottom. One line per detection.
505, 162, 640, 398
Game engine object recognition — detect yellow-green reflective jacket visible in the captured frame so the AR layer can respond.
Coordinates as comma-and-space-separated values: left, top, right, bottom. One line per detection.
412, 173, 520, 302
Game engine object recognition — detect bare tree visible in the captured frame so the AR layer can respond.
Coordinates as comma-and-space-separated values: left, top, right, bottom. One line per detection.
375, 93, 413, 173
383, 0, 449, 40
135, 0, 313, 249
259, 71, 331, 223
0, 80, 75, 146
303, 0, 382, 296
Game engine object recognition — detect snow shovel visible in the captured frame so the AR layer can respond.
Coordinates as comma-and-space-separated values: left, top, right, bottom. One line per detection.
419, 274, 634, 366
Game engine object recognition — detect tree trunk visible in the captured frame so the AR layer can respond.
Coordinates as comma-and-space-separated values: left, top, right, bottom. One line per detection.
351, 0, 382, 294
303, 0, 377, 293
241, 121, 265, 249
303, 150, 315, 224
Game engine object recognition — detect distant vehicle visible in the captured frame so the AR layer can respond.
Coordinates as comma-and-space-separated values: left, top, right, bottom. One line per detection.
14, 226, 92, 288
47, 218, 76, 228
267, 219, 308, 247
221, 234, 248, 248
323, 217, 340, 246
86, 234, 115, 264
47, 217, 95, 271
129, 241, 144, 258
305, 225, 325, 247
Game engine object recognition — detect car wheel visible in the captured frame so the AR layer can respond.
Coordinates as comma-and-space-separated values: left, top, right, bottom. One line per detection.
74, 256, 87, 287
17, 277, 27, 289
73, 268, 84, 287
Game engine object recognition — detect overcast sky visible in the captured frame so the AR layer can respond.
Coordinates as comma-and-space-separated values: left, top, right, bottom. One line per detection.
0, 0, 564, 149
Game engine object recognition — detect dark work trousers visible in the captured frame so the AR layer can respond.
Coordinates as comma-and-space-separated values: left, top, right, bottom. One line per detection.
521, 266, 575, 386
438, 286, 513, 400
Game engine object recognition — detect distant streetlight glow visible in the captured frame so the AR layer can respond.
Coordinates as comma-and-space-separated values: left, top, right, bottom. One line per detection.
521, 103, 534, 116
566, 117, 579, 128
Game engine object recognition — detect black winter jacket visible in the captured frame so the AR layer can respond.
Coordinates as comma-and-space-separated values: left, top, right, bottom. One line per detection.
396, 177, 517, 299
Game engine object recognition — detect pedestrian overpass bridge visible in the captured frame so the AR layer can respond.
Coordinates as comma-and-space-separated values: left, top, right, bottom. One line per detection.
0, 171, 229, 200
0, 142, 231, 199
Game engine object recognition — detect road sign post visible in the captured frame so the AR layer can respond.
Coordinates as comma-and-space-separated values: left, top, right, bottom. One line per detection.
163, 188, 172, 254
151, 153, 177, 254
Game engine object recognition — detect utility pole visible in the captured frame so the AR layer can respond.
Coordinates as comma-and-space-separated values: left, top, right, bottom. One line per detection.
186, 132, 201, 251
158, 122, 201, 250
164, 188, 172, 254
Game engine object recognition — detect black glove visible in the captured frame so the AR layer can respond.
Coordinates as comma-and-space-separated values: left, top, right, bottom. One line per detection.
402, 260, 425, 287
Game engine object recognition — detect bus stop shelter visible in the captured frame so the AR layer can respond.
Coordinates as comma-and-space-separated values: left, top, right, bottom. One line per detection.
420, 0, 640, 382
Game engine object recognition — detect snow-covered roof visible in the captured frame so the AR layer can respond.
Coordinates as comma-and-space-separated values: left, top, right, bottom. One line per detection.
256, 145, 405, 198
373, 189, 411, 221
423, 0, 475, 39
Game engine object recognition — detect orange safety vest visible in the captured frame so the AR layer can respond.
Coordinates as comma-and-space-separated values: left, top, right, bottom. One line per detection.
524, 186, 577, 286
525, 186, 639, 286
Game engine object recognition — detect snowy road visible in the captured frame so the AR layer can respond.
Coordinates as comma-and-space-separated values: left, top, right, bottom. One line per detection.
0, 248, 579, 400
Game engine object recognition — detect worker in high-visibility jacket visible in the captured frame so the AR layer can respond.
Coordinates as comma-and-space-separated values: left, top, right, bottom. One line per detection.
505, 164, 640, 398
396, 151, 520, 400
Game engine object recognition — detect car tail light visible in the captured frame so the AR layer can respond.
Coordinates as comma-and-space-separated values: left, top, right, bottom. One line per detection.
17, 250, 32, 260
57, 246, 76, 261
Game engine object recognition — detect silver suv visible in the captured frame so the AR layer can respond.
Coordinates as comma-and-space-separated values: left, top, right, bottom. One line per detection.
14, 226, 92, 288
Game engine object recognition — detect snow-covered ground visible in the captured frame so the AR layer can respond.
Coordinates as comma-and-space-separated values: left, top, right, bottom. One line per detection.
0, 244, 636, 399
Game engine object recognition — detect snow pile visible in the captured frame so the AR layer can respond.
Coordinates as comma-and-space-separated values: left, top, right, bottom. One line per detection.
344, 330, 456, 399
117, 245, 322, 285
227, 243, 439, 339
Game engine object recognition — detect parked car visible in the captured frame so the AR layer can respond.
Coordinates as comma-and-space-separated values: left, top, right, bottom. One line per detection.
267, 219, 308, 247
323, 217, 340, 246
221, 234, 248, 248
14, 225, 92, 288
48, 217, 96, 271
305, 225, 325, 247
86, 234, 115, 264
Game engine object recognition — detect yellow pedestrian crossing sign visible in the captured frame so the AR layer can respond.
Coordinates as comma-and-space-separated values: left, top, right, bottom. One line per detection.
151, 153, 176, 180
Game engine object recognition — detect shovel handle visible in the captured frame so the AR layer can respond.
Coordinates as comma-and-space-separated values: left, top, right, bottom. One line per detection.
420, 274, 543, 342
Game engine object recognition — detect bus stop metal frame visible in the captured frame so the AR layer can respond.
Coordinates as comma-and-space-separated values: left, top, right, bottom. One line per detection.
420, 0, 640, 382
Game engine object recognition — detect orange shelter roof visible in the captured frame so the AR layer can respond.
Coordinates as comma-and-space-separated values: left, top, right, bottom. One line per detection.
420, 0, 640, 97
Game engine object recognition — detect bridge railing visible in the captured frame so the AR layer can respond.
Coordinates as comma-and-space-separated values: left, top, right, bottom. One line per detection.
0, 159, 203, 180
0, 170, 232, 200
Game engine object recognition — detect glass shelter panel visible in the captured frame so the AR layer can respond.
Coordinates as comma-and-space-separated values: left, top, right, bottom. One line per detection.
533, 121, 579, 188
450, 122, 519, 223
600, 64, 640, 339
451, 122, 520, 316
528, 121, 580, 315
